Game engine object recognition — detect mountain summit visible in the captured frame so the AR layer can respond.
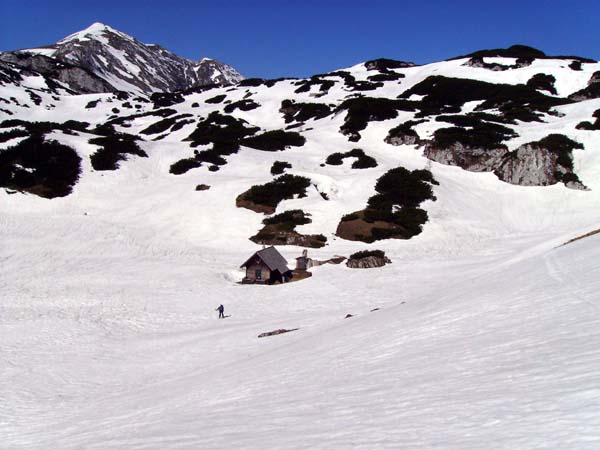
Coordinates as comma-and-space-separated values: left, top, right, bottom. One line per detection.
0, 22, 244, 93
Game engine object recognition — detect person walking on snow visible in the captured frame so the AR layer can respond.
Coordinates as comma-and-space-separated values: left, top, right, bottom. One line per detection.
216, 304, 225, 319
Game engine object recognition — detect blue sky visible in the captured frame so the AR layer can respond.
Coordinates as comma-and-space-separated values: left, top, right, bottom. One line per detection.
1, 0, 598, 78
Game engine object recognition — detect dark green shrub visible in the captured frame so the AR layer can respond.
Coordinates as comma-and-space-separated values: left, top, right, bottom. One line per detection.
526, 73, 557, 95
150, 92, 184, 108
263, 209, 311, 230
271, 160, 292, 175
170, 158, 202, 175
89, 133, 147, 171
205, 94, 227, 104
241, 174, 311, 208
280, 100, 332, 123
0, 128, 29, 143
224, 99, 260, 113
337, 96, 416, 140
349, 249, 385, 260
241, 130, 306, 151
325, 152, 344, 165
0, 135, 81, 198
368, 72, 405, 82
364, 58, 414, 70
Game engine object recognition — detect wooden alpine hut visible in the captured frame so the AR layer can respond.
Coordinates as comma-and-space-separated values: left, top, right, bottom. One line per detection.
240, 246, 292, 284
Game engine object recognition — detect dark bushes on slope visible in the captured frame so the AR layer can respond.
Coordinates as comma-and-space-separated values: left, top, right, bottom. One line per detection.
280, 100, 332, 123
241, 130, 306, 151
576, 109, 600, 130
89, 133, 147, 171
336, 96, 416, 141
0, 135, 81, 198
325, 148, 377, 168
526, 73, 557, 95
238, 174, 312, 210
271, 160, 292, 175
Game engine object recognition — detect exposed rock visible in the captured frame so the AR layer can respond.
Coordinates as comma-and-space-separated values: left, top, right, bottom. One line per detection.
0, 23, 243, 94
195, 184, 210, 191
494, 144, 559, 185
423, 142, 509, 172
588, 71, 600, 86
346, 255, 391, 269
345, 314, 354, 318
0, 53, 113, 94
258, 328, 299, 338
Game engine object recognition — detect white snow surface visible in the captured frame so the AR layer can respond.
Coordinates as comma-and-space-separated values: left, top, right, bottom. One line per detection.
1, 54, 600, 449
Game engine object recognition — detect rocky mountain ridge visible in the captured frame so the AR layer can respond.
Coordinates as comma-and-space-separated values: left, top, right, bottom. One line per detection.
0, 22, 244, 94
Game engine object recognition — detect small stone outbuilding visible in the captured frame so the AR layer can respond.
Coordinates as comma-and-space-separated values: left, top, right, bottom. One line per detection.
241, 246, 292, 284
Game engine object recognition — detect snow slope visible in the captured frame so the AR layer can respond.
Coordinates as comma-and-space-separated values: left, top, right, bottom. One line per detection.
1, 50, 600, 449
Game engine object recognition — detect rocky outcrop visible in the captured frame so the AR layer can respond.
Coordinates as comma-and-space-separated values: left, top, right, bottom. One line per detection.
420, 134, 587, 190
258, 328, 299, 338
346, 255, 391, 269
423, 142, 509, 172
495, 144, 587, 190
494, 144, 561, 186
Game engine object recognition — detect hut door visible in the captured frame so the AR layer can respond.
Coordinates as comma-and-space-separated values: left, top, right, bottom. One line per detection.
255, 269, 262, 280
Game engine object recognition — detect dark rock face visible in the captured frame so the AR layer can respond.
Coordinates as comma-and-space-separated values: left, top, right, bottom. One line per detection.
424, 142, 509, 172
0, 23, 243, 94
346, 255, 391, 269
0, 53, 114, 94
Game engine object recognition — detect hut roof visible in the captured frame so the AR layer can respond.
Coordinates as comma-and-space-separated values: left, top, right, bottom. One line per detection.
241, 246, 290, 273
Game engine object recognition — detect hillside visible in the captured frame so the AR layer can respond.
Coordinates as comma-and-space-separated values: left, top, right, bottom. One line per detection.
1, 42, 600, 449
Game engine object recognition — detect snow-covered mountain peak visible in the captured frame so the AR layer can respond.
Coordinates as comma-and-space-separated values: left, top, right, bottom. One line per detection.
57, 22, 124, 44
0, 23, 244, 93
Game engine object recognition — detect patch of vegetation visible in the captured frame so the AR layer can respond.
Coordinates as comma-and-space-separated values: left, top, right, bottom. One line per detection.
271, 160, 292, 175
569, 82, 600, 101
241, 130, 306, 151
337, 167, 438, 242
453, 45, 546, 60
169, 158, 202, 175
526, 73, 557, 95
205, 94, 227, 104
429, 115, 518, 150
399, 75, 570, 121
345, 80, 384, 91
238, 78, 265, 87
349, 249, 385, 260
385, 120, 423, 145
325, 148, 377, 168
0, 119, 90, 136
251, 209, 327, 248
367, 72, 405, 82
280, 100, 332, 123
336, 96, 416, 141
237, 174, 312, 213
263, 209, 311, 229
535, 134, 583, 170
185, 111, 259, 147
85, 99, 100, 109
150, 92, 184, 108
0, 135, 81, 198
223, 99, 260, 113
294, 77, 336, 94
569, 61, 583, 71
89, 133, 147, 171
0, 127, 29, 143
576, 109, 600, 130
140, 114, 194, 135
365, 58, 415, 70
